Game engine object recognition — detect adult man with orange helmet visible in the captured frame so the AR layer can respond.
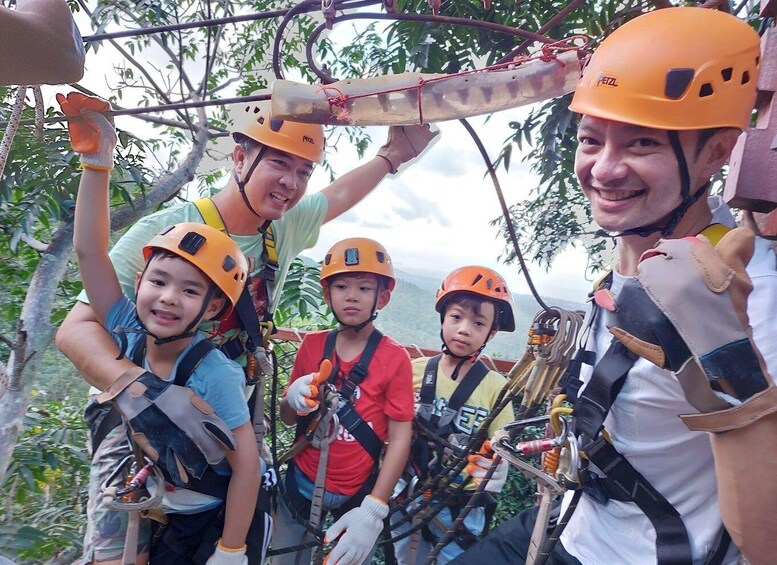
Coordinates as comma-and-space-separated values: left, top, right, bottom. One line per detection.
453, 7, 777, 565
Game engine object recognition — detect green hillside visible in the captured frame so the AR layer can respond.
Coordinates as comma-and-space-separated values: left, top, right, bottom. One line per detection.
375, 271, 585, 360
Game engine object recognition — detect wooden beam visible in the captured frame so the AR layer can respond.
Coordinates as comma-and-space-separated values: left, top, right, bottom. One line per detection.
724, 27, 777, 212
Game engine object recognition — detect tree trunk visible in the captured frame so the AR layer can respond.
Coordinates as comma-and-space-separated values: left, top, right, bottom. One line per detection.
0, 123, 209, 482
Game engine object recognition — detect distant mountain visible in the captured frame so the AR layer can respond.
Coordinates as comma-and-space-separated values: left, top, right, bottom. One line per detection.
376, 273, 585, 360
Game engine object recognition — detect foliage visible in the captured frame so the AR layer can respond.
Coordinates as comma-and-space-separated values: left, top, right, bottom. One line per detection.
274, 258, 335, 331
0, 400, 90, 562
0, 90, 153, 328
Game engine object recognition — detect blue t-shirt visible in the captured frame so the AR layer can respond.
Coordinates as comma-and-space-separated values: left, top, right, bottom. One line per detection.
106, 295, 250, 430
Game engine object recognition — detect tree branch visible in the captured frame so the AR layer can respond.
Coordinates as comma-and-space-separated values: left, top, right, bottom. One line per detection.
75, 0, 187, 123
110, 116, 211, 231
20, 233, 48, 253
0, 333, 13, 349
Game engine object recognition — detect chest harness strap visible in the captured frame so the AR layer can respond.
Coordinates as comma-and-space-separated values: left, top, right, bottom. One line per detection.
559, 225, 734, 565
319, 328, 385, 464
413, 355, 490, 481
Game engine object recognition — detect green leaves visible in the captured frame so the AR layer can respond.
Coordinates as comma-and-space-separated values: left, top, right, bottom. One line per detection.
0, 400, 90, 560
275, 258, 334, 330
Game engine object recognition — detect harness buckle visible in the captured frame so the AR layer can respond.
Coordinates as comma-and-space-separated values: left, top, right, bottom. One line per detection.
581, 470, 611, 505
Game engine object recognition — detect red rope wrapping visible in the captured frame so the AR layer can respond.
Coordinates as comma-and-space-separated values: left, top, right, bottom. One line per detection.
321, 36, 588, 124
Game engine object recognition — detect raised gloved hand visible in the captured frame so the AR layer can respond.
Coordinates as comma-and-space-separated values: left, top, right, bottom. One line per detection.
376, 124, 439, 174
324, 495, 388, 565
607, 227, 772, 416
206, 540, 248, 565
56, 92, 117, 170
286, 359, 332, 416
466, 440, 509, 493
96, 367, 236, 487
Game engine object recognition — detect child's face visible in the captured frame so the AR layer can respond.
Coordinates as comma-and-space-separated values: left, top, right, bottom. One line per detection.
135, 255, 226, 338
324, 273, 390, 327
441, 301, 497, 358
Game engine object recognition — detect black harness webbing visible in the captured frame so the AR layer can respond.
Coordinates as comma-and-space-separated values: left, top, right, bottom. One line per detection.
566, 333, 694, 564
418, 355, 490, 433
572, 340, 636, 443
409, 355, 489, 487
295, 329, 385, 464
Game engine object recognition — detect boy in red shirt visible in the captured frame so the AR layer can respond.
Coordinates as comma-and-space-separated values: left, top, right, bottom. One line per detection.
273, 238, 414, 565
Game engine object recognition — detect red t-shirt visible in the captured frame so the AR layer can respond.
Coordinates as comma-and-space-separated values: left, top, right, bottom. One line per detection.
288, 330, 414, 496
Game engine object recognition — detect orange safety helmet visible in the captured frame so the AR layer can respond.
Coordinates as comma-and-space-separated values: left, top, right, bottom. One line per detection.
143, 223, 248, 317
435, 266, 516, 332
231, 99, 325, 163
570, 7, 761, 130
320, 238, 396, 291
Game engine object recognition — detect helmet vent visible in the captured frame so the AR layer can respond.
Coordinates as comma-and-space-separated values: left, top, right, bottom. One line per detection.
324, 253, 332, 265
664, 68, 694, 99
344, 248, 360, 266
270, 117, 284, 132
222, 255, 236, 272
741, 70, 750, 85
375, 251, 385, 263
471, 274, 484, 286
178, 231, 206, 255
721, 67, 733, 82
699, 83, 714, 98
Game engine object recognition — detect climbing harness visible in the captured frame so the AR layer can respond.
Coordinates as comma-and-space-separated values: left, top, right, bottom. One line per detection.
273, 328, 385, 556
396, 355, 494, 558
93, 337, 236, 564
519, 224, 737, 565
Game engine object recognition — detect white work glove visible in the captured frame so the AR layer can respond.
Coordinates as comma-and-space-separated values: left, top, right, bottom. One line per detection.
56, 92, 117, 170
286, 373, 318, 415
205, 540, 247, 565
376, 124, 439, 174
324, 495, 388, 565
466, 441, 508, 493
285, 359, 332, 416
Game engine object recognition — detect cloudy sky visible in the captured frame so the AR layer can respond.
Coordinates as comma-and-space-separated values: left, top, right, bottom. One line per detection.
301, 116, 594, 303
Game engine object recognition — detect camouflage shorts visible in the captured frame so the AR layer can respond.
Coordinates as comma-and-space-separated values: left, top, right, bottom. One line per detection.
80, 403, 151, 563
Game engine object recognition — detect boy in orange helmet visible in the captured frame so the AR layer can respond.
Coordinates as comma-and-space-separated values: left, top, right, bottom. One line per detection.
391, 266, 515, 564
273, 238, 414, 565
61, 92, 262, 564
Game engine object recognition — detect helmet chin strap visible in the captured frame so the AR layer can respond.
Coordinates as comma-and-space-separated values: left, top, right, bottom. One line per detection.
440, 329, 490, 381
235, 145, 267, 221
595, 131, 708, 240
